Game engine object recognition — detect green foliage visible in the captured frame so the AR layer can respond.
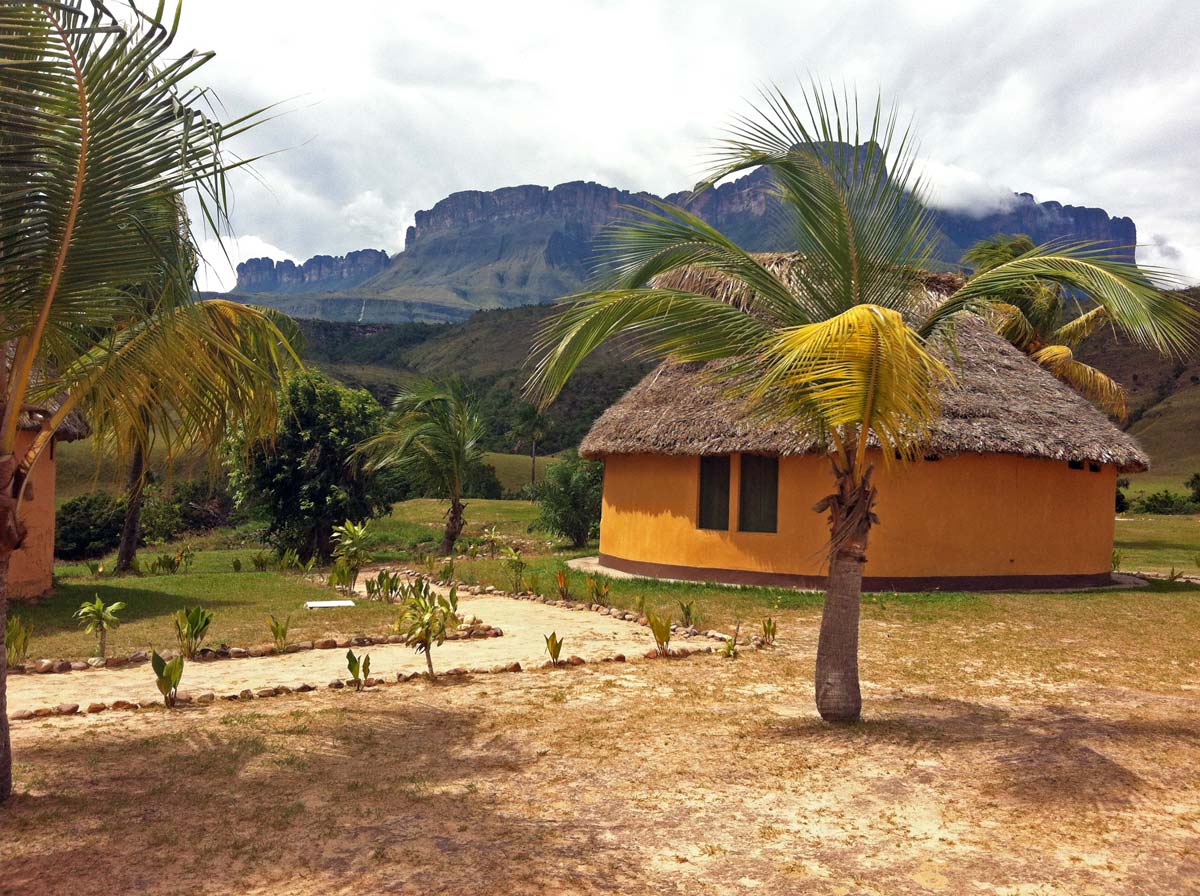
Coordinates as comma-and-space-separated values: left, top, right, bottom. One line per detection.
527, 571, 542, 597
5, 615, 34, 665
174, 606, 214, 659
647, 612, 672, 657
141, 478, 237, 543
482, 526, 501, 558
1187, 472, 1200, 503
151, 651, 184, 708
231, 557, 243, 573
544, 631, 565, 666
55, 492, 125, 561
677, 599, 696, 627
150, 553, 181, 575
251, 551, 271, 572
229, 371, 397, 560
720, 624, 742, 659
345, 649, 370, 691
1132, 490, 1199, 515
394, 581, 460, 678
267, 614, 291, 653
332, 519, 374, 590
1112, 550, 1124, 573
328, 560, 356, 594
502, 546, 526, 594
555, 569, 571, 600
73, 595, 125, 658
586, 576, 611, 606
534, 451, 604, 548
364, 569, 404, 602
761, 616, 778, 646
438, 560, 456, 582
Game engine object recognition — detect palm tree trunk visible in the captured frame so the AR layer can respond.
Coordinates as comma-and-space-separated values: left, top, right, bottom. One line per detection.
530, 439, 537, 487
115, 446, 145, 573
425, 648, 435, 679
0, 451, 25, 803
99, 627, 107, 659
813, 462, 877, 723
441, 496, 464, 556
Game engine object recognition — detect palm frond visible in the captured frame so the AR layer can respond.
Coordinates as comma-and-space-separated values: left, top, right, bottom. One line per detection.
1052, 304, 1110, 347
1030, 345, 1128, 418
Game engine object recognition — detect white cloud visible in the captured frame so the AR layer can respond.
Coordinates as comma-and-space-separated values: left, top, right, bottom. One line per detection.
195, 235, 296, 294
159, 0, 1200, 284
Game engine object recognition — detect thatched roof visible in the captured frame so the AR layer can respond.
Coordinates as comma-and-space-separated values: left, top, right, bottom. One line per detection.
580, 257, 1149, 473
16, 396, 90, 442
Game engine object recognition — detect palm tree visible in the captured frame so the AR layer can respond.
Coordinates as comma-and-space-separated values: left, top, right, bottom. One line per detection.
963, 234, 1130, 417
0, 3, 285, 801
74, 595, 125, 658
527, 83, 1198, 723
358, 380, 486, 555
507, 402, 550, 487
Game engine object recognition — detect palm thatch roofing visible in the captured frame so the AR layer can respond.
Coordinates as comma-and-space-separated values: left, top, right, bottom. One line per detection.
579, 255, 1149, 473
16, 396, 90, 442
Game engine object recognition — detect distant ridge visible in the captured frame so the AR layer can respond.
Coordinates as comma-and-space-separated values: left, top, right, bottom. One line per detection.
230, 158, 1137, 324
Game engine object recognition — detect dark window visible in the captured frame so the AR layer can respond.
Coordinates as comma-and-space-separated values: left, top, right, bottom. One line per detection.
1068, 460, 1085, 470
1088, 462, 1102, 473
698, 456, 730, 530
738, 454, 779, 533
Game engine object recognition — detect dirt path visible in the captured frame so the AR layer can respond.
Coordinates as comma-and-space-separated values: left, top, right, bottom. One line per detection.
5, 597, 658, 711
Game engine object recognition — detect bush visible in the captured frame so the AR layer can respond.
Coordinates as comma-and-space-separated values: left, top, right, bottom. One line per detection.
142, 478, 236, 542
463, 460, 503, 500
535, 451, 603, 548
1132, 490, 1199, 515
55, 492, 125, 560
1187, 472, 1200, 504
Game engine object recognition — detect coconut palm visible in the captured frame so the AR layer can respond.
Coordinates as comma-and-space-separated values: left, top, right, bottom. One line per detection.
527, 83, 1198, 723
74, 595, 125, 658
963, 234, 1130, 417
0, 3, 286, 801
358, 380, 486, 555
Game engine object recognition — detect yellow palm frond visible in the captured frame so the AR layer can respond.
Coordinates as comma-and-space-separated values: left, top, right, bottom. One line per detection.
1029, 345, 1128, 418
991, 303, 1037, 350
749, 305, 952, 473
1052, 305, 1110, 347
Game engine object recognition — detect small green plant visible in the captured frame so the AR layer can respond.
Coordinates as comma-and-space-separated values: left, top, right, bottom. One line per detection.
231, 557, 243, 573
365, 568, 404, 602
85, 560, 104, 578
586, 576, 611, 606
720, 622, 742, 659
438, 560, 456, 583
332, 519, 373, 591
1167, 565, 1184, 582
346, 649, 370, 691
647, 612, 672, 657
395, 581, 460, 678
267, 614, 291, 652
329, 559, 355, 594
502, 546, 526, 594
483, 525, 500, 558
174, 606, 214, 659
761, 616, 777, 646
151, 650, 184, 707
277, 547, 301, 573
150, 552, 181, 575
555, 568, 570, 600
1111, 550, 1123, 572
5, 614, 34, 664
634, 594, 646, 617
74, 595, 126, 658
527, 571, 543, 597
677, 599, 696, 627
177, 545, 196, 573
545, 631, 565, 666
251, 550, 271, 572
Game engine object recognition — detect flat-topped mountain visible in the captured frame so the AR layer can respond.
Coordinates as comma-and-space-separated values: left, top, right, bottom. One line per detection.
228, 162, 1137, 324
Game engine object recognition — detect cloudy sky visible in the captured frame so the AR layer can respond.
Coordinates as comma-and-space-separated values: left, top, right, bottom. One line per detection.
169, 0, 1200, 291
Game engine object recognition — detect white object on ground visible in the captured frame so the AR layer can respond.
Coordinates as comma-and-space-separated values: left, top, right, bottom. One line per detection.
304, 600, 357, 609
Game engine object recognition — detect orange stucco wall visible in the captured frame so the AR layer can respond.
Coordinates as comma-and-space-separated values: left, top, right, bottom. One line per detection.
9, 431, 57, 599
598, 451, 1117, 584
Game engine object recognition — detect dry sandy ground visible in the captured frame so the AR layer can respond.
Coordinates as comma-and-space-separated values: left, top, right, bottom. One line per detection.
5, 597, 658, 711
2, 593, 1199, 895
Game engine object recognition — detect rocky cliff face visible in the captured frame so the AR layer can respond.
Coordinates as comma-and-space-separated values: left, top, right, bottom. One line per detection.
235, 248, 390, 294
230, 161, 1138, 322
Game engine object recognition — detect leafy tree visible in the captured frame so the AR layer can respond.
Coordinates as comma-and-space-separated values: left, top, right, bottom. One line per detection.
358, 380, 486, 555
1186, 472, 1200, 503
0, 3, 292, 799
507, 402, 551, 487
527, 82, 1198, 723
536, 451, 604, 547
230, 371, 395, 560
394, 580, 460, 678
962, 234, 1131, 417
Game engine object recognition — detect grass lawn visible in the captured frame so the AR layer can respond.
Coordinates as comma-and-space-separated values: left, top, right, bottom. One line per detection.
483, 451, 558, 494
1114, 513, 1200, 574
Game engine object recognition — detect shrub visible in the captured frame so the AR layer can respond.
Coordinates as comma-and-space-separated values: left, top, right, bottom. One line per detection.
5, 615, 34, 664
502, 547, 526, 594
761, 617, 778, 646
332, 519, 373, 591
74, 595, 126, 658
1187, 472, 1200, 504
535, 451, 604, 547
555, 569, 570, 600
231, 557, 243, 573
151, 651, 184, 707
364, 569, 403, 602
174, 606, 214, 659
346, 649, 370, 691
394, 580, 460, 678
647, 612, 672, 657
586, 576, 611, 606
55, 491, 125, 561
463, 460, 503, 500
1132, 490, 1198, 515
251, 550, 271, 572
677, 600, 696, 627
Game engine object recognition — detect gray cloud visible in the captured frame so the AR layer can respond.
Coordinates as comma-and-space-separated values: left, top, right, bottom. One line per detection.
170, 0, 1200, 290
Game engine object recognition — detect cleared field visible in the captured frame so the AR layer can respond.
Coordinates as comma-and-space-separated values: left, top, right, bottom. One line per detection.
483, 451, 558, 493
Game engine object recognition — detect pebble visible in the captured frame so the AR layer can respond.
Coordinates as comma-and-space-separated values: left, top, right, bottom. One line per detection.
229, 647, 249, 658
105, 656, 129, 668
111, 700, 136, 711
328, 679, 345, 689
314, 638, 337, 650
86, 702, 107, 714
238, 689, 254, 700
55, 703, 79, 715
196, 693, 215, 704
10, 710, 34, 721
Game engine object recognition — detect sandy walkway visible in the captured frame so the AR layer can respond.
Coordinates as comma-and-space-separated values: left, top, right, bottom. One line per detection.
6, 596, 658, 712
